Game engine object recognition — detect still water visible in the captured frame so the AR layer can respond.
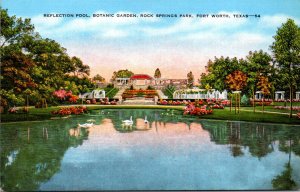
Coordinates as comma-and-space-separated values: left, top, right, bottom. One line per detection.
1, 109, 300, 191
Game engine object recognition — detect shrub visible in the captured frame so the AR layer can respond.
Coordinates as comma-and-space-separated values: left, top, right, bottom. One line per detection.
241, 95, 249, 105
51, 106, 87, 116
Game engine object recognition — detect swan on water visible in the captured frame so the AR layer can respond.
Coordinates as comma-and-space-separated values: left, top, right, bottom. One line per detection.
144, 116, 149, 124
78, 123, 94, 128
122, 116, 133, 124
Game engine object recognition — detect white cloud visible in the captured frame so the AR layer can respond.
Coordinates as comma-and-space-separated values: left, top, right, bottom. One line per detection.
31, 13, 63, 27
142, 11, 247, 36
259, 14, 300, 28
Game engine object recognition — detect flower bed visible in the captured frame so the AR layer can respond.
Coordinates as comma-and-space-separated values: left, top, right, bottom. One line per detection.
274, 106, 300, 111
85, 98, 117, 105
297, 113, 300, 119
250, 99, 272, 106
52, 89, 79, 104
275, 99, 300, 102
51, 106, 87, 116
122, 89, 158, 99
184, 103, 213, 116
157, 100, 188, 105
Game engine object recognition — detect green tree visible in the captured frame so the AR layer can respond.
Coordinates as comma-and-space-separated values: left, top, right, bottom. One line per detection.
187, 71, 194, 88
111, 69, 134, 81
0, 8, 35, 48
154, 68, 161, 78
199, 57, 246, 90
0, 8, 93, 107
246, 50, 273, 112
93, 74, 105, 82
271, 19, 300, 118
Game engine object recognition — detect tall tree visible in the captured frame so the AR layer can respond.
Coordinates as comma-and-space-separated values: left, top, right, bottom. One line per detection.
257, 76, 272, 113
226, 71, 248, 114
271, 19, 300, 118
154, 68, 161, 78
187, 71, 194, 88
111, 69, 134, 81
199, 57, 246, 90
0, 8, 35, 48
246, 50, 273, 112
93, 74, 105, 82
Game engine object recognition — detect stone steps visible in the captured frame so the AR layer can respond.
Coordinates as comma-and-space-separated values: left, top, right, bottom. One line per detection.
113, 88, 126, 99
122, 99, 155, 105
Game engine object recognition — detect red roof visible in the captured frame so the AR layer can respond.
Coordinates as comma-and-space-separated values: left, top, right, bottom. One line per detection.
130, 74, 153, 80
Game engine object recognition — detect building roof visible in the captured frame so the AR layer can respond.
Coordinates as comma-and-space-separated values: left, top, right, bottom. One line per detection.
130, 74, 153, 80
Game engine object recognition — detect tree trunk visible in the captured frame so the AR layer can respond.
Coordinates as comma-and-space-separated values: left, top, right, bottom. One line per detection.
253, 88, 256, 113
235, 94, 237, 114
230, 94, 232, 112
262, 96, 264, 114
238, 93, 240, 114
289, 85, 293, 118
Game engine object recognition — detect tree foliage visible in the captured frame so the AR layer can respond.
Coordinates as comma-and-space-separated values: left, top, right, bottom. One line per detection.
93, 74, 105, 82
0, 8, 93, 108
111, 69, 134, 80
225, 71, 248, 91
187, 71, 194, 88
154, 68, 161, 78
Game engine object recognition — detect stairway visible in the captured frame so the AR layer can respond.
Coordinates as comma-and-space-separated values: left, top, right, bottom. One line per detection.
122, 98, 155, 105
113, 88, 126, 99
156, 90, 168, 99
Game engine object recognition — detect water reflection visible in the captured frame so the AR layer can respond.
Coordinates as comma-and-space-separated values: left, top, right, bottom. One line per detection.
0, 109, 300, 191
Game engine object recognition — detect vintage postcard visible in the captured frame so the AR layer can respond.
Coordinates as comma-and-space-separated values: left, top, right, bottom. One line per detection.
1, 0, 300, 191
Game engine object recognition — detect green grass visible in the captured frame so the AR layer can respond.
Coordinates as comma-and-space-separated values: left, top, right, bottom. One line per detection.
104, 87, 119, 98
1, 105, 299, 124
204, 108, 300, 124
163, 87, 175, 99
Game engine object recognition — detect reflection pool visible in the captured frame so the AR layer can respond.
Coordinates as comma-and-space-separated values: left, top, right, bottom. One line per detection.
1, 109, 300, 191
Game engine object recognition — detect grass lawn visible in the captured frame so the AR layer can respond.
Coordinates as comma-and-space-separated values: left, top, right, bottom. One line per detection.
205, 108, 300, 124
240, 106, 299, 114
1, 105, 299, 124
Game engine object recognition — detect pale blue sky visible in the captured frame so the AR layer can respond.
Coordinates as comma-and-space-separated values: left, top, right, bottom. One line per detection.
2, 0, 300, 80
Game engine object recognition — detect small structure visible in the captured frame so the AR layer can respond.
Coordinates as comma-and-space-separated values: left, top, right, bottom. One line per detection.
173, 89, 228, 100
255, 91, 263, 100
113, 74, 188, 89
115, 78, 130, 87
275, 91, 285, 100
295, 91, 300, 100
130, 74, 153, 90
79, 89, 105, 99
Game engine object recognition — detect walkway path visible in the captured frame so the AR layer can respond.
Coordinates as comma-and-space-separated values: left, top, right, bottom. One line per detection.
113, 88, 126, 99
156, 90, 168, 99
238, 108, 297, 116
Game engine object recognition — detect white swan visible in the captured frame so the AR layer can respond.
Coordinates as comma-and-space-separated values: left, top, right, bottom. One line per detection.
144, 116, 149, 124
122, 116, 133, 124
78, 123, 94, 128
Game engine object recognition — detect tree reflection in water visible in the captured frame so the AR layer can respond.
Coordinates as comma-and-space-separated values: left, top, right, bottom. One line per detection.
0, 119, 89, 191
201, 119, 300, 190
1, 109, 300, 191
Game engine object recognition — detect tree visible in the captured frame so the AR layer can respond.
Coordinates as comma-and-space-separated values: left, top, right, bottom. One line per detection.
225, 71, 248, 114
271, 19, 300, 118
226, 71, 248, 92
199, 57, 247, 90
257, 76, 272, 113
246, 50, 273, 112
187, 71, 194, 88
111, 69, 134, 81
93, 74, 105, 82
0, 9, 93, 107
71, 56, 90, 77
0, 8, 35, 48
154, 68, 161, 78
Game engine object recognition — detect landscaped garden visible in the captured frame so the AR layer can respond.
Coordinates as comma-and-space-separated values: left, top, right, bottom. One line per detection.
122, 89, 158, 99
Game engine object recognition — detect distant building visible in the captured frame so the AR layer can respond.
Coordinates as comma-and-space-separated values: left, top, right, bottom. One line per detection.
113, 74, 188, 90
